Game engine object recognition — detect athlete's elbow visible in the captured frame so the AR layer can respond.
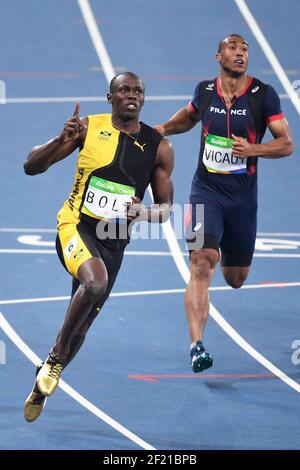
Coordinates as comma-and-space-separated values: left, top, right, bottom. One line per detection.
275, 141, 293, 159
285, 139, 294, 156
23, 159, 46, 175
281, 135, 294, 157
23, 160, 35, 175
160, 204, 172, 223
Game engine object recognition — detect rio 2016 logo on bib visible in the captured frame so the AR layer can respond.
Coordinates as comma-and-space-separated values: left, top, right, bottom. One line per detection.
203, 134, 247, 174
82, 176, 135, 220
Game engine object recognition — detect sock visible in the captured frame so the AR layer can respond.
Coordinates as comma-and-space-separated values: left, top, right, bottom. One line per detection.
190, 340, 203, 351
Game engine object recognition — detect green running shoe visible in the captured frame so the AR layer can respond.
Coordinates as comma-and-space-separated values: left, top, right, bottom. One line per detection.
190, 341, 213, 373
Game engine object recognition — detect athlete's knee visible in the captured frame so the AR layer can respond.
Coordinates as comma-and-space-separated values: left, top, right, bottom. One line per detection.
190, 250, 218, 280
223, 269, 249, 289
78, 259, 108, 302
225, 277, 245, 289
83, 276, 108, 302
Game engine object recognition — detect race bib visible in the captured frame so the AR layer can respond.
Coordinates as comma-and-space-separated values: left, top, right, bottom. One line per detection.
82, 176, 135, 220
203, 134, 247, 174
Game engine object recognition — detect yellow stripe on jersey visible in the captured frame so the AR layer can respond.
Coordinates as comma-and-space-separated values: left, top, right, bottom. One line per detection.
57, 114, 120, 228
57, 223, 93, 278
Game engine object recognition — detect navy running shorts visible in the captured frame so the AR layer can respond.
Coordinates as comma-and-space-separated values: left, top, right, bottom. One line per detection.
185, 174, 258, 267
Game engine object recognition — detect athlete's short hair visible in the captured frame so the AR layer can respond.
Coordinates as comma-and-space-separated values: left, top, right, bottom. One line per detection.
217, 34, 249, 53
109, 72, 145, 93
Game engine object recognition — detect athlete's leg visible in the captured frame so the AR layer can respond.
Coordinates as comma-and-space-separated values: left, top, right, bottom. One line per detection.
55, 278, 79, 353
53, 257, 108, 364
185, 248, 219, 373
36, 255, 108, 397
29, 226, 117, 410
185, 178, 225, 372
185, 248, 219, 342
65, 304, 99, 366
36, 258, 107, 396
58, 239, 126, 367
185, 196, 223, 343
54, 277, 100, 367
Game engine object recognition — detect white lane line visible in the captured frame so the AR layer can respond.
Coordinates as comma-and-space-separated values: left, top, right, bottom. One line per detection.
253, 254, 300, 258
0, 295, 70, 305
78, 0, 300, 394
77, 0, 114, 82
0, 289, 184, 306
0, 249, 176, 255
0, 249, 56, 254
0, 312, 155, 450
257, 233, 300, 237
1, 282, 299, 306
125, 251, 173, 256
2, 248, 300, 258
1, 228, 300, 236
160, 229, 300, 392
5, 94, 289, 104
208, 308, 300, 393
0, 228, 57, 233
210, 282, 300, 291
234, 0, 300, 114
5, 96, 192, 104
2, 0, 156, 451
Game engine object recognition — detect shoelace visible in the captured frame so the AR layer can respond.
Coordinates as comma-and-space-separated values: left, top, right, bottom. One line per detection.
191, 346, 204, 356
48, 363, 63, 379
31, 391, 46, 405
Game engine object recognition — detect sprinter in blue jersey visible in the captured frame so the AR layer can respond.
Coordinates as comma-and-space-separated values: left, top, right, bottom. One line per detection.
155, 34, 293, 373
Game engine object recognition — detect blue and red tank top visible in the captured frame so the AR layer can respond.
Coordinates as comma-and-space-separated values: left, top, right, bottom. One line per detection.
189, 76, 284, 191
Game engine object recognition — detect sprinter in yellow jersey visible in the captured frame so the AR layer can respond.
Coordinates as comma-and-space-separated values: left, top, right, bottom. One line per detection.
23, 72, 174, 422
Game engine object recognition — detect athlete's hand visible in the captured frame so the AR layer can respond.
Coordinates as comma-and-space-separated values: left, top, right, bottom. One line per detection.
125, 196, 148, 222
232, 134, 253, 157
58, 102, 83, 143
154, 124, 166, 136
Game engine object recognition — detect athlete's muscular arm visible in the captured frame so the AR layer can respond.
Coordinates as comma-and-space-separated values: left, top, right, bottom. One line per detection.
148, 138, 174, 222
126, 139, 174, 223
232, 117, 293, 159
259, 118, 293, 158
155, 105, 199, 136
24, 102, 87, 175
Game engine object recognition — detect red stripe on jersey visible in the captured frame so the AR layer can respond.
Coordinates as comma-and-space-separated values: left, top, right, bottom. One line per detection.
266, 113, 284, 123
245, 125, 257, 176
188, 102, 197, 113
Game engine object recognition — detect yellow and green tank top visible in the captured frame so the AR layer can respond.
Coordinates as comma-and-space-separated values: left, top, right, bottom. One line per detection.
57, 114, 162, 228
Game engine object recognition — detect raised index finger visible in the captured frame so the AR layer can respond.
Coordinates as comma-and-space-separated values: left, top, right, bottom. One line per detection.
73, 101, 80, 117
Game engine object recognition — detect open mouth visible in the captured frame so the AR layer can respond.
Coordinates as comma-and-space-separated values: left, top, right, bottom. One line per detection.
126, 103, 138, 110
234, 59, 244, 66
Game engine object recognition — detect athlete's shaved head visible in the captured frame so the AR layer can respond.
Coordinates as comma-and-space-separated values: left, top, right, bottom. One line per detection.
109, 72, 145, 93
217, 34, 249, 53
